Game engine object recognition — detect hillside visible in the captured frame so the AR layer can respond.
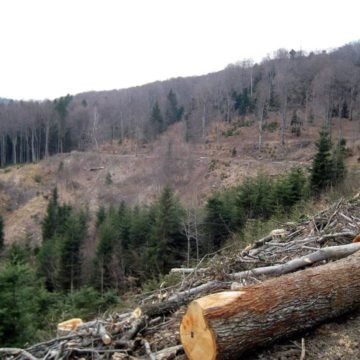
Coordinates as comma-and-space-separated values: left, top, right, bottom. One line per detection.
6, 194, 360, 359
0, 42, 359, 170
1, 115, 359, 247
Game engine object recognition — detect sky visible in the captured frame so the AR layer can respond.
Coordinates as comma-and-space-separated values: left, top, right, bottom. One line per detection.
0, 0, 359, 101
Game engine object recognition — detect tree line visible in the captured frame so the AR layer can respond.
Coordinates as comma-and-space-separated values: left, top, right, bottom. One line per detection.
1, 42, 360, 166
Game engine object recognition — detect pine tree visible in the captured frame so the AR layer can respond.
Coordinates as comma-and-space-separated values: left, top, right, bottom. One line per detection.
148, 187, 185, 275
310, 129, 333, 194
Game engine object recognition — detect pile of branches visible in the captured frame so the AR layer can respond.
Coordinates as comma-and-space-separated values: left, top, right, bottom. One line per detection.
2, 195, 360, 360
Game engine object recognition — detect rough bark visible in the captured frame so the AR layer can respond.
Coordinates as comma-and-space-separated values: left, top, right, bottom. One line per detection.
180, 250, 360, 360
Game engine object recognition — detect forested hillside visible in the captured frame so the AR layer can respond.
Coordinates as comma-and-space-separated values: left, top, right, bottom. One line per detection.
1, 42, 360, 167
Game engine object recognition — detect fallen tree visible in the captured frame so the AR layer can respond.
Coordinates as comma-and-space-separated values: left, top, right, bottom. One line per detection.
231, 241, 360, 281
180, 249, 360, 360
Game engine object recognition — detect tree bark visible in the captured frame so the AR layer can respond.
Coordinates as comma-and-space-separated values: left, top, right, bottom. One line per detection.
180, 250, 360, 360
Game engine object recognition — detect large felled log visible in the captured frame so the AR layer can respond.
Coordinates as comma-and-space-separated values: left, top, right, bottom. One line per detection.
180, 250, 360, 360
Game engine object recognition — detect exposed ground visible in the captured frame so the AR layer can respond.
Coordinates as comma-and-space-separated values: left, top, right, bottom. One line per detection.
1, 117, 360, 247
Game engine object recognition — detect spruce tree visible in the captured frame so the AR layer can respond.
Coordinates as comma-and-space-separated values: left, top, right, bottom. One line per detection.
148, 187, 185, 275
236, 175, 275, 219
150, 101, 164, 136
310, 129, 333, 194
205, 196, 231, 251
42, 187, 59, 240
0, 262, 44, 346
95, 218, 116, 292
58, 211, 88, 292
165, 89, 184, 125
332, 138, 347, 185
38, 188, 73, 290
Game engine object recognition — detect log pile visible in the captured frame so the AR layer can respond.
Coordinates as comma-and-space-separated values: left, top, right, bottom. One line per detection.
2, 195, 360, 360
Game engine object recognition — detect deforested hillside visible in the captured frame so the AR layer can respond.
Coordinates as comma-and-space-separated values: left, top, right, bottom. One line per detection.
1, 113, 360, 247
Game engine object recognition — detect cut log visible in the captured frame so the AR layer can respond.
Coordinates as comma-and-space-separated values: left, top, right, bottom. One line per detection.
231, 242, 360, 281
180, 250, 360, 360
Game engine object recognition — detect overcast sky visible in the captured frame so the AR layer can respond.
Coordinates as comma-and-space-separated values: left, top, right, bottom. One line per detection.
1, 0, 359, 100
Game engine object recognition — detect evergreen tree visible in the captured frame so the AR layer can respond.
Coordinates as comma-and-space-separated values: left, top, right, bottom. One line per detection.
96, 206, 106, 228
128, 206, 152, 279
37, 235, 61, 290
150, 101, 164, 136
148, 187, 185, 275
42, 187, 59, 240
310, 129, 333, 194
290, 109, 301, 136
38, 188, 74, 290
129, 206, 150, 249
232, 88, 254, 116
54, 94, 73, 152
236, 175, 275, 219
58, 211, 88, 292
274, 168, 308, 211
204, 196, 232, 251
94, 217, 116, 292
165, 89, 184, 125
0, 262, 45, 346
332, 138, 347, 185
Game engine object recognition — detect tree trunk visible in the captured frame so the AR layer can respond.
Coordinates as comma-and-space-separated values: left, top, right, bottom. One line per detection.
180, 250, 360, 360
44, 121, 50, 158
31, 128, 37, 162
1, 135, 6, 167
11, 135, 17, 165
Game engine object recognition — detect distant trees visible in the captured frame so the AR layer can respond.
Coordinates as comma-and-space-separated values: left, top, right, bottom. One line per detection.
92, 187, 186, 288
0, 96, 75, 167
0, 42, 359, 164
310, 129, 347, 194
0, 240, 118, 347
150, 101, 164, 138
37, 188, 88, 292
